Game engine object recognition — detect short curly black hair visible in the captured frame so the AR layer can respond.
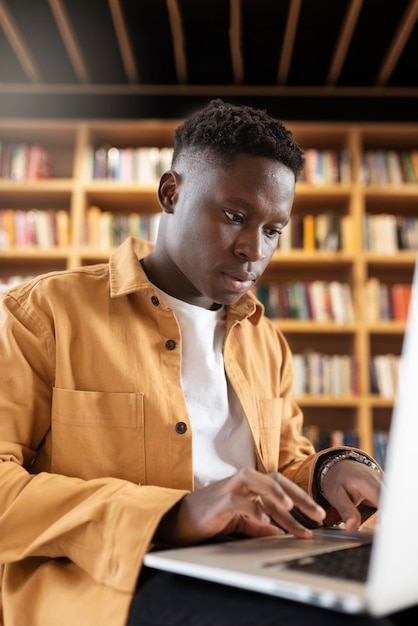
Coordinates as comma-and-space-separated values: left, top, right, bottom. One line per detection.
172, 99, 305, 179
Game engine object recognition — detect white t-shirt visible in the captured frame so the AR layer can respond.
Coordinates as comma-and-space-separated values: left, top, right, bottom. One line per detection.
152, 287, 256, 489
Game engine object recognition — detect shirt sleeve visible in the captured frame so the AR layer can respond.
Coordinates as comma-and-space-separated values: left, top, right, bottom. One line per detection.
0, 291, 186, 593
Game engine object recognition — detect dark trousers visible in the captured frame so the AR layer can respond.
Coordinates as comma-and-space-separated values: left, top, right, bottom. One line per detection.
127, 566, 417, 626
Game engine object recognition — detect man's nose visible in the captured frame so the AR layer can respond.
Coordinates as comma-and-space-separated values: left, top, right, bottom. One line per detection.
235, 231, 266, 262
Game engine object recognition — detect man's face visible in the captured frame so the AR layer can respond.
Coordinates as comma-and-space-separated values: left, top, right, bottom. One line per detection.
157, 152, 295, 308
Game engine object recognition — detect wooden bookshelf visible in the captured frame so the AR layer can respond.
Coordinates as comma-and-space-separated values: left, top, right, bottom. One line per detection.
1, 118, 418, 464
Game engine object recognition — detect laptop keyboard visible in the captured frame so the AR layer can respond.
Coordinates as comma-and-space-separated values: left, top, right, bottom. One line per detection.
285, 543, 372, 582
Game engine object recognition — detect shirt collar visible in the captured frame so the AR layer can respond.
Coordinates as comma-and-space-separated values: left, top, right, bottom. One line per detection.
109, 236, 153, 297
109, 237, 264, 325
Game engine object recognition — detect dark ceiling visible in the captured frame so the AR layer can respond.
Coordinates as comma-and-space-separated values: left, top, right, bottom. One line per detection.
1, 0, 418, 121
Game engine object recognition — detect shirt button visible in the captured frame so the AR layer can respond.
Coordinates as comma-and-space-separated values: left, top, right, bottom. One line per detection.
175, 422, 187, 435
151, 295, 159, 306
165, 339, 177, 350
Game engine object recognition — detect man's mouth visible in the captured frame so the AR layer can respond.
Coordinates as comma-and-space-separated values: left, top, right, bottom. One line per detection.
221, 271, 256, 294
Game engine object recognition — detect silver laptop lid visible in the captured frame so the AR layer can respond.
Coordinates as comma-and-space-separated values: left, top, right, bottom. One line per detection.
367, 258, 418, 616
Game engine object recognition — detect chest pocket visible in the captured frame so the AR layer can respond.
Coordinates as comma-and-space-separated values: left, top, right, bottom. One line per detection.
51, 387, 145, 483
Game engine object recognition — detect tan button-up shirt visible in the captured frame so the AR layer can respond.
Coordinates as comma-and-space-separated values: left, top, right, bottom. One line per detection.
0, 237, 331, 626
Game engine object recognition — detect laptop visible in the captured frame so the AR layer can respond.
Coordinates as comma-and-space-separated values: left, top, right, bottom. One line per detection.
144, 260, 418, 617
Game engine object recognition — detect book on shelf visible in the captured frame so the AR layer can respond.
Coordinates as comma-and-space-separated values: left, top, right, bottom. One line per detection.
136, 147, 160, 183
99, 211, 113, 249
293, 351, 357, 397
84, 206, 161, 249
119, 148, 133, 183
411, 150, 418, 181
314, 213, 340, 251
93, 146, 108, 179
360, 149, 418, 185
303, 425, 359, 453
400, 151, 418, 183
55, 210, 71, 247
373, 430, 389, 470
378, 281, 391, 321
0, 142, 53, 180
328, 281, 352, 325
369, 353, 400, 398
292, 353, 306, 396
26, 145, 53, 179
9, 143, 29, 180
361, 150, 387, 185
0, 209, 14, 247
363, 213, 418, 253
308, 280, 329, 322
36, 210, 53, 247
364, 277, 412, 322
85, 205, 101, 248
90, 145, 174, 183
301, 149, 351, 185
290, 281, 311, 319
306, 351, 322, 395
386, 150, 404, 184
397, 217, 418, 250
302, 214, 315, 251
0, 208, 69, 249
278, 212, 353, 252
13, 210, 29, 247
391, 283, 412, 321
365, 277, 383, 322
106, 147, 120, 180
258, 280, 355, 323
111, 213, 131, 246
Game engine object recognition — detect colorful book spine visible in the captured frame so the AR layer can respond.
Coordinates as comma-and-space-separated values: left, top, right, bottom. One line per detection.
84, 206, 161, 248
0, 143, 53, 179
90, 146, 174, 182
258, 281, 355, 323
0, 208, 70, 249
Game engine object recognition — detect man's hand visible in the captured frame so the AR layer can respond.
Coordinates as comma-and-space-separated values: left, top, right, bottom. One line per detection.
320, 460, 382, 531
156, 467, 325, 546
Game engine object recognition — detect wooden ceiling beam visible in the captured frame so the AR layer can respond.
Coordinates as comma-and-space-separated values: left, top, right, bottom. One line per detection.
277, 0, 301, 85
230, 0, 244, 85
166, 0, 187, 84
108, 0, 139, 84
376, 0, 418, 86
48, 0, 89, 83
0, 0, 41, 82
327, 0, 363, 86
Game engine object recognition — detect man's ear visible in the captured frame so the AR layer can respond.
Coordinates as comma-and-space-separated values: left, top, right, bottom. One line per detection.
158, 170, 179, 214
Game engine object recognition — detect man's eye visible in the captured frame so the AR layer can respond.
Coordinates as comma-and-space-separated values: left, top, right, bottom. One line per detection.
265, 228, 282, 238
224, 210, 244, 224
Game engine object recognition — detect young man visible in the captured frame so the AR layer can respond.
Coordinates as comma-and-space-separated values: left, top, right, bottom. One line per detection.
0, 100, 398, 626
